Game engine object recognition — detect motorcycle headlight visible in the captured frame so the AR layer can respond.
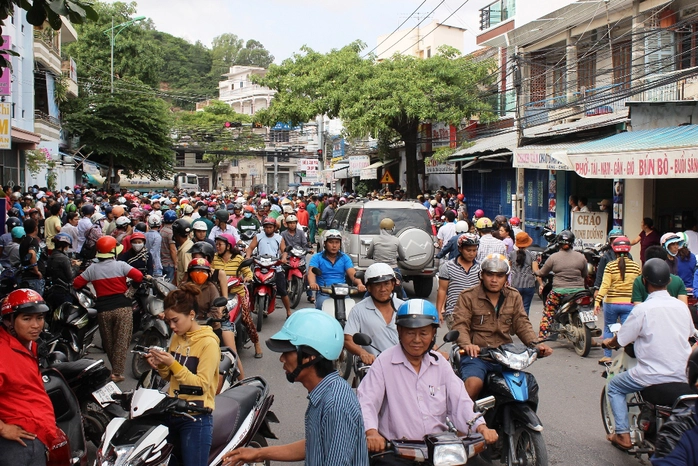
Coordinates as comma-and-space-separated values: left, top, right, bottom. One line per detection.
97, 445, 134, 466
77, 291, 95, 309
433, 443, 467, 466
333, 286, 349, 296
227, 295, 239, 312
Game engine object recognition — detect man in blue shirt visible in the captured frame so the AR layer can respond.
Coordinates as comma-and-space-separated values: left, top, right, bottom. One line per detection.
307, 195, 319, 245
221, 309, 369, 466
308, 229, 365, 310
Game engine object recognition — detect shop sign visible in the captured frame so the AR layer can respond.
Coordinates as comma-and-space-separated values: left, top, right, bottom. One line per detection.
360, 168, 377, 180
571, 211, 609, 247
568, 149, 698, 179
349, 155, 370, 176
425, 159, 456, 174
0, 103, 10, 149
298, 158, 318, 171
513, 148, 573, 170
0, 36, 10, 96
332, 138, 345, 158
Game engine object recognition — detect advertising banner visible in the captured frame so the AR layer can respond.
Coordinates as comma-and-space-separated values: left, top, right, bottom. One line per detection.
349, 155, 370, 176
0, 36, 11, 96
0, 103, 10, 149
571, 211, 609, 247
425, 159, 456, 174
567, 149, 698, 179
513, 148, 573, 170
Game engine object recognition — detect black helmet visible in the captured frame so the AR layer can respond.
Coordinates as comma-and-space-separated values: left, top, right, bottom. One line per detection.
81, 204, 95, 216
5, 216, 21, 230
198, 206, 208, 218
688, 347, 698, 387
135, 222, 147, 233
557, 230, 575, 246
8, 207, 21, 218
642, 258, 671, 287
214, 210, 229, 222
188, 241, 215, 262
172, 218, 192, 237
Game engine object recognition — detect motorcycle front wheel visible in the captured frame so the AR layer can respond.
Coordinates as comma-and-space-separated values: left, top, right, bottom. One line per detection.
571, 313, 592, 357
131, 330, 168, 379
248, 433, 271, 466
600, 386, 615, 435
255, 296, 266, 332
509, 426, 548, 466
335, 348, 353, 380
289, 276, 303, 309
81, 401, 110, 446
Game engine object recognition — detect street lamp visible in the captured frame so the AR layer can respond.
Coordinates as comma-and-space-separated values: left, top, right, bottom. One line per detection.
103, 16, 146, 93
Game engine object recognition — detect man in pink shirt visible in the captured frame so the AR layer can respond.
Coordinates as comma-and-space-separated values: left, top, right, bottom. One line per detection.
357, 299, 498, 463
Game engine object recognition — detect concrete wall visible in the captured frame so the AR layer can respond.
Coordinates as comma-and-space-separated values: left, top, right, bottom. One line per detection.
629, 103, 698, 129
7, 5, 35, 133
376, 21, 465, 60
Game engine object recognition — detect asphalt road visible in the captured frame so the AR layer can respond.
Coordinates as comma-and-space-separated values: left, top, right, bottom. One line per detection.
90, 278, 639, 466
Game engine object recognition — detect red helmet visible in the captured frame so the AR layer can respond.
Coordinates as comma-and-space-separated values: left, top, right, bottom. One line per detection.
1, 289, 48, 317
474, 209, 485, 218
187, 257, 211, 272
299, 202, 306, 209
96, 236, 118, 254
510, 216, 521, 226
457, 193, 465, 201
244, 205, 255, 213
130, 232, 146, 241
262, 217, 276, 226
612, 236, 632, 254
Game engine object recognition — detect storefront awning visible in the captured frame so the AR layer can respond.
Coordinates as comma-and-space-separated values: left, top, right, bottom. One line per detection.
513, 142, 577, 170
449, 131, 519, 161
523, 109, 629, 138
566, 125, 698, 179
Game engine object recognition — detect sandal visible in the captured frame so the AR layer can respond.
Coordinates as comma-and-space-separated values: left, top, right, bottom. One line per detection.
606, 434, 632, 451
254, 353, 263, 359
111, 374, 125, 383
308, 296, 315, 304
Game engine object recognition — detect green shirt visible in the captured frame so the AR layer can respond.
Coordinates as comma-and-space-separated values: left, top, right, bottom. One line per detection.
631, 274, 687, 303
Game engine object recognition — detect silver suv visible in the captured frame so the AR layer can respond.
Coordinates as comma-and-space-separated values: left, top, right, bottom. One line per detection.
321, 200, 437, 298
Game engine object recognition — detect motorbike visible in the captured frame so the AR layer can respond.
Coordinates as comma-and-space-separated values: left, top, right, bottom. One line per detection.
43, 287, 100, 361
599, 323, 698, 458
130, 276, 176, 379
238, 230, 256, 254
94, 377, 278, 466
249, 254, 282, 332
310, 266, 363, 380
534, 228, 559, 302
285, 245, 308, 309
451, 343, 549, 465
544, 288, 601, 357
42, 367, 89, 466
43, 355, 127, 446
581, 244, 602, 290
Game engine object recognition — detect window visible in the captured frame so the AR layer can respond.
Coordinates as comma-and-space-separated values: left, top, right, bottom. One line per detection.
359, 209, 431, 235
345, 208, 360, 232
270, 130, 290, 143
679, 25, 696, 69
426, 47, 431, 58
240, 81, 244, 88
330, 208, 349, 230
529, 56, 546, 106
613, 41, 632, 89
578, 52, 596, 93
645, 30, 675, 74
552, 63, 566, 105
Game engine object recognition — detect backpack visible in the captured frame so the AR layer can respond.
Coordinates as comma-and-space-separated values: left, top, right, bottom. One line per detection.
81, 226, 98, 261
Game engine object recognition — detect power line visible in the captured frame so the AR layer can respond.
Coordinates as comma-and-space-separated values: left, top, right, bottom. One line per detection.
374, 0, 446, 59
363, 0, 428, 57
400, 0, 472, 55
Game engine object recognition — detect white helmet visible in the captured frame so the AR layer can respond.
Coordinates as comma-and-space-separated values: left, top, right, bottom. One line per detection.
117, 196, 127, 204
182, 204, 194, 215
147, 215, 162, 227
286, 214, 298, 223
364, 262, 396, 285
455, 220, 469, 233
91, 212, 106, 224
115, 216, 131, 227
192, 220, 208, 231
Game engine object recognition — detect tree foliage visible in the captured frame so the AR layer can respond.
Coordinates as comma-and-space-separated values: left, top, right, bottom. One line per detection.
211, 33, 274, 78
62, 90, 175, 180
255, 43, 495, 196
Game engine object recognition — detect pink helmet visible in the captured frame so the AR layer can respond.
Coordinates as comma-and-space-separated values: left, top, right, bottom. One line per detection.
474, 209, 485, 219
216, 233, 237, 249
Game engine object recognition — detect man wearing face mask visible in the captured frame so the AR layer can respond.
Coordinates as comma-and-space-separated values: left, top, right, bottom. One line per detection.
237, 205, 261, 238
118, 232, 153, 276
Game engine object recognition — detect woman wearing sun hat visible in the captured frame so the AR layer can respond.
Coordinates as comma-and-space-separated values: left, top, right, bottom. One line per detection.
509, 231, 537, 315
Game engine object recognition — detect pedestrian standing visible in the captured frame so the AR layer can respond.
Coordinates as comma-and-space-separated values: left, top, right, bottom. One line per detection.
509, 232, 537, 315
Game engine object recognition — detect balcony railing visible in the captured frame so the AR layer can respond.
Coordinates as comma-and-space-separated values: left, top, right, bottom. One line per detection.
34, 110, 60, 127
479, 0, 515, 31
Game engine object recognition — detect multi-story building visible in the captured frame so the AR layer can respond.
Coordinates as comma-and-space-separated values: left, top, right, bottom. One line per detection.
448, 0, 698, 251
376, 20, 466, 61
218, 65, 273, 115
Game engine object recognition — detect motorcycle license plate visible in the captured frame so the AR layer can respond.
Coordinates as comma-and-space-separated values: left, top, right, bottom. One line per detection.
579, 310, 597, 323
92, 382, 122, 407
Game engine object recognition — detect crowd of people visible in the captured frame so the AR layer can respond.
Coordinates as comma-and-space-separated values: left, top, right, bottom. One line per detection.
0, 182, 697, 466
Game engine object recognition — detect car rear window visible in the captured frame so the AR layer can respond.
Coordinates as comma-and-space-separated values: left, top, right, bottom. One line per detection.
359, 208, 431, 235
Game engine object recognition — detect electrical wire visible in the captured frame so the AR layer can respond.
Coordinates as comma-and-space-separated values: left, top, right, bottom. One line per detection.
374, 0, 446, 59
363, 0, 428, 57
399, 0, 472, 55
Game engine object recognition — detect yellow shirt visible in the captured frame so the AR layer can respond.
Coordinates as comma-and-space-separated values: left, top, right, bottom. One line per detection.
212, 254, 252, 296
44, 215, 62, 250
176, 239, 193, 285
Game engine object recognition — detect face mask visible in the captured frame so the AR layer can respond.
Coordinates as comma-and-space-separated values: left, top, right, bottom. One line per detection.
131, 242, 144, 252
244, 212, 252, 219
189, 270, 208, 285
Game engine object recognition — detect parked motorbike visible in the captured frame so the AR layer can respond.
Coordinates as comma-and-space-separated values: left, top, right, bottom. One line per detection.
310, 266, 363, 380
599, 323, 698, 457
545, 288, 601, 357
581, 244, 603, 289
226, 259, 255, 352
94, 377, 278, 466
534, 228, 559, 301
43, 355, 127, 446
43, 287, 100, 361
130, 276, 176, 379
249, 254, 281, 332
451, 343, 550, 465
285, 245, 308, 309
42, 367, 89, 466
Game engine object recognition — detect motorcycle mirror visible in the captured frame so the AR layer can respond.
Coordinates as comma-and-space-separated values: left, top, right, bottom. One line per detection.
474, 395, 495, 413
286, 244, 293, 253
212, 297, 228, 308
239, 258, 254, 269
318, 220, 328, 230
87, 307, 98, 318
354, 271, 365, 283
443, 330, 459, 343
311, 266, 322, 276
609, 323, 622, 333
353, 333, 372, 346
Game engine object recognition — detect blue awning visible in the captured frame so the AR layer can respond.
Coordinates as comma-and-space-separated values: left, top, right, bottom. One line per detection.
567, 125, 698, 155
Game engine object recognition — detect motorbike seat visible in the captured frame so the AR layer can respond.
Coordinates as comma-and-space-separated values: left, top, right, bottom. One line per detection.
559, 290, 592, 305
641, 383, 697, 407
209, 384, 263, 460
52, 358, 102, 382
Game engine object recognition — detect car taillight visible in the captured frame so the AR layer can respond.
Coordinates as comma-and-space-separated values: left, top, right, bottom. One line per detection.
353, 208, 363, 234
428, 210, 437, 235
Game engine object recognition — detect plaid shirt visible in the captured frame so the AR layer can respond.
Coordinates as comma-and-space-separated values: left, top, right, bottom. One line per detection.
476, 234, 506, 263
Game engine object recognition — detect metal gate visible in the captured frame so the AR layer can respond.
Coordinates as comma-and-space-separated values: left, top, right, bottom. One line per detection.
461, 168, 515, 219
523, 169, 549, 246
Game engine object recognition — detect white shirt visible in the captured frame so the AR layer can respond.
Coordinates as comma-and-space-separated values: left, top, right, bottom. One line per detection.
437, 222, 457, 245
76, 217, 93, 252
617, 290, 692, 386
684, 229, 698, 256
208, 224, 240, 242
344, 296, 403, 356
579, 205, 590, 212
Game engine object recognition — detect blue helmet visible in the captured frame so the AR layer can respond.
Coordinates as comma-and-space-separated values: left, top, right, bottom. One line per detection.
163, 210, 177, 224
11, 226, 25, 239
396, 299, 439, 328
53, 232, 73, 247
267, 309, 343, 361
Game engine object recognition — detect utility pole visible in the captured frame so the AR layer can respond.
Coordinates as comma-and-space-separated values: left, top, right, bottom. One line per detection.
274, 149, 279, 193
513, 50, 525, 225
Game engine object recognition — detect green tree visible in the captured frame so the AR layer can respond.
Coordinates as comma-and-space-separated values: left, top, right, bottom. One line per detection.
173, 101, 265, 188
255, 43, 494, 197
62, 90, 175, 183
210, 33, 274, 78
236, 39, 274, 68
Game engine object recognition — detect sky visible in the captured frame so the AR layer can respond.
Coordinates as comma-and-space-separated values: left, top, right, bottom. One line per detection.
111, 0, 485, 62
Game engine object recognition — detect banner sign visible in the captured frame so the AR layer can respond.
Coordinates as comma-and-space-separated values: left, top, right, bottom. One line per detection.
298, 158, 319, 171
360, 168, 377, 180
0, 36, 10, 96
0, 103, 10, 149
349, 156, 370, 176
571, 211, 609, 247
513, 148, 573, 170
568, 149, 698, 179
425, 160, 456, 174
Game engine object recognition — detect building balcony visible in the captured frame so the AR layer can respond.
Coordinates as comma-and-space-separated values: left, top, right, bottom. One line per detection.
33, 30, 62, 76
479, 0, 515, 31
219, 84, 274, 102
34, 110, 61, 141
61, 60, 78, 98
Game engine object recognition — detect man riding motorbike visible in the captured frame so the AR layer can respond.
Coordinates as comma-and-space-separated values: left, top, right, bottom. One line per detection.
344, 263, 403, 365
452, 254, 553, 399
436, 233, 481, 330
357, 299, 499, 465
602, 258, 693, 451
366, 218, 407, 300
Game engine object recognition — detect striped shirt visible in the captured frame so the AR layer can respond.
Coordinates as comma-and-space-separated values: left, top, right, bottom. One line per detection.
476, 234, 506, 263
509, 249, 537, 289
439, 258, 480, 315
305, 371, 369, 466
595, 257, 642, 306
